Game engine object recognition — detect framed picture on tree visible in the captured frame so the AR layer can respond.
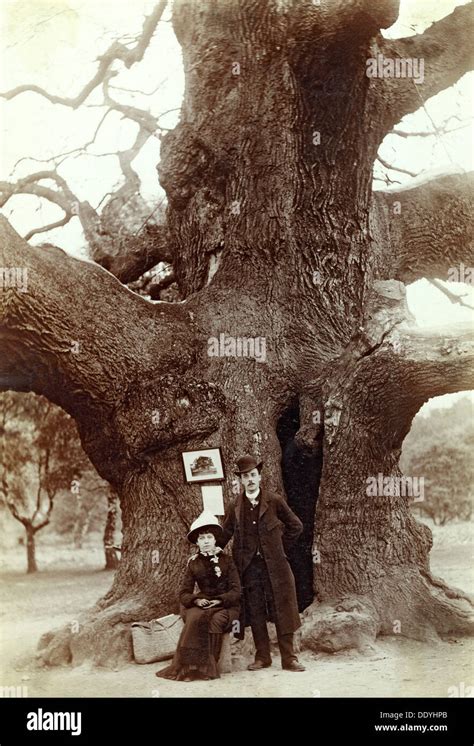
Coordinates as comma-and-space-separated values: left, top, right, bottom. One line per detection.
181, 447, 225, 484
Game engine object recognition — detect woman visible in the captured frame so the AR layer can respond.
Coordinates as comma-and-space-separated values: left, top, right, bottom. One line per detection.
156, 510, 241, 681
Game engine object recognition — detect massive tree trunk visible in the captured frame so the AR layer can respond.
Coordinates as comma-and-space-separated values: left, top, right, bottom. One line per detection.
1, 0, 473, 667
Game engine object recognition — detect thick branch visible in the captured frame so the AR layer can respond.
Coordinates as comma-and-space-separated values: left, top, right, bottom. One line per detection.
345, 282, 474, 447
173, 0, 400, 54
287, 0, 400, 43
392, 323, 474, 401
341, 319, 474, 457
94, 222, 173, 283
376, 3, 474, 133
1, 1, 167, 108
372, 172, 474, 283
0, 166, 171, 283
330, 0, 400, 32
0, 216, 194, 412
0, 217, 209, 485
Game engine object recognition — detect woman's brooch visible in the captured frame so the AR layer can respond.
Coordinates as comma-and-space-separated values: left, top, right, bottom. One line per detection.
209, 555, 222, 577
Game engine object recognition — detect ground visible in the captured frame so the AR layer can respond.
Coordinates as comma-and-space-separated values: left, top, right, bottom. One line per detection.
0, 519, 472, 698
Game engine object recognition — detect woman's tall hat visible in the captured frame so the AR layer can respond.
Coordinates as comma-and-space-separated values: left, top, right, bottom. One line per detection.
187, 510, 223, 544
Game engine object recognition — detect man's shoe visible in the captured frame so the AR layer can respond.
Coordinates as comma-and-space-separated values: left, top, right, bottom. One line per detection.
282, 660, 306, 672
247, 659, 272, 671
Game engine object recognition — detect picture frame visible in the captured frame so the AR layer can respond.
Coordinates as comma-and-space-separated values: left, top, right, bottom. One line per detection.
181, 447, 225, 484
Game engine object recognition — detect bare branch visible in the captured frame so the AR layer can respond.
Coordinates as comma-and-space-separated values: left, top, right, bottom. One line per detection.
24, 215, 72, 242
0, 216, 192, 418
376, 155, 418, 178
0, 170, 80, 241
34, 514, 51, 532
6, 498, 28, 526
376, 3, 474, 134
0, 171, 74, 209
109, 78, 167, 97
1, 1, 167, 108
373, 173, 402, 187
428, 278, 474, 310
393, 122, 471, 139
157, 107, 180, 125
73, 81, 173, 281
0, 158, 170, 283
12, 109, 115, 176
0, 180, 68, 210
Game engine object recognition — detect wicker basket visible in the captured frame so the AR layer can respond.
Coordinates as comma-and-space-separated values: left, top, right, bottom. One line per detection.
131, 614, 184, 664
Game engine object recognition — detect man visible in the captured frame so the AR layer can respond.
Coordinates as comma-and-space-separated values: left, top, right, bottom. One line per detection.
221, 454, 305, 672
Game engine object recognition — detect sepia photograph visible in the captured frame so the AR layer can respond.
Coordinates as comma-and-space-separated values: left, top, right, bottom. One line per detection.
182, 447, 225, 482
0, 0, 473, 738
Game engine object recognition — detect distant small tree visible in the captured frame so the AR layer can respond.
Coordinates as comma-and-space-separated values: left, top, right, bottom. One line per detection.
103, 486, 120, 570
0, 393, 89, 572
402, 398, 474, 525
410, 442, 473, 525
69, 472, 120, 565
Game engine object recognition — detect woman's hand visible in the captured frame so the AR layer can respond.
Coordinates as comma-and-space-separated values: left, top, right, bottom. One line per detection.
207, 599, 222, 607
194, 598, 211, 607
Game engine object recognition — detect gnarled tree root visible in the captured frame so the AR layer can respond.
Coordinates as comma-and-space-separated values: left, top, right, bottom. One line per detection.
301, 570, 474, 655
36, 595, 168, 669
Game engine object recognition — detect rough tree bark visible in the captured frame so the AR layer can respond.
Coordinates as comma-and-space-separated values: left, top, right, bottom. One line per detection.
1, 0, 473, 666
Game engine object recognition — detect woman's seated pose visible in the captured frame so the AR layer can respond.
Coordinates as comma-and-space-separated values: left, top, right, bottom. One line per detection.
156, 511, 241, 681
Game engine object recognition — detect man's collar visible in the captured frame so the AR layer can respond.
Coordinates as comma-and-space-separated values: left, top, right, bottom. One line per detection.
245, 488, 260, 502
236, 488, 268, 522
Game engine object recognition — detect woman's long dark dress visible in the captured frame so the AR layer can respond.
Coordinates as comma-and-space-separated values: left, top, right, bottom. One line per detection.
156, 551, 241, 680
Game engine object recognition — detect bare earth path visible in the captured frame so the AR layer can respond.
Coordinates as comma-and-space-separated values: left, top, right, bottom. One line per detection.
1, 523, 472, 698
